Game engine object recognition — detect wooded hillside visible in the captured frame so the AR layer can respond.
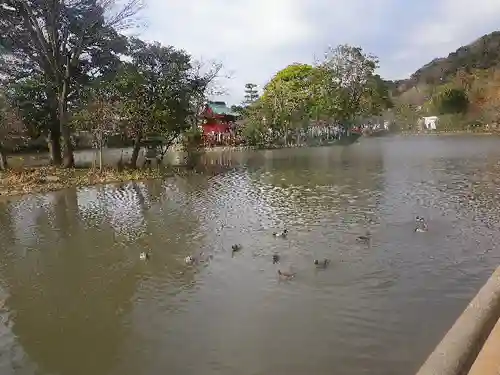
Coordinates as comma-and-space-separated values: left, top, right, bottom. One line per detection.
387, 31, 500, 131
389, 31, 500, 95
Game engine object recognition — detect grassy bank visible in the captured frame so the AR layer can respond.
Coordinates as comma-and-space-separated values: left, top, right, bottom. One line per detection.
0, 166, 166, 199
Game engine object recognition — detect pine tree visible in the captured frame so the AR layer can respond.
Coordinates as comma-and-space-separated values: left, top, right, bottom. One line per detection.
244, 83, 259, 105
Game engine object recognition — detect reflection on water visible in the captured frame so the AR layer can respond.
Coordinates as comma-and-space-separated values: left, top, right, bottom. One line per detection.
1, 136, 500, 375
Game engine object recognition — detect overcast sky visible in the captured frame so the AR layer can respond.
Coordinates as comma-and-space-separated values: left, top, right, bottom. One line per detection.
138, 0, 500, 105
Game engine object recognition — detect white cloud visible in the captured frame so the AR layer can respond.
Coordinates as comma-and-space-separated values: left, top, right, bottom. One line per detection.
138, 0, 500, 103
140, 0, 314, 88
146, 0, 313, 53
139, 0, 394, 103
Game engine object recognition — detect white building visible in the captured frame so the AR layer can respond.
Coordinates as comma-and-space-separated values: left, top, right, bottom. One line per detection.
422, 116, 438, 130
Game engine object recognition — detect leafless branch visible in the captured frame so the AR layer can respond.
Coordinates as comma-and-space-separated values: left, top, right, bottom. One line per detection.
0, 93, 25, 139
100, 0, 144, 30
191, 57, 231, 96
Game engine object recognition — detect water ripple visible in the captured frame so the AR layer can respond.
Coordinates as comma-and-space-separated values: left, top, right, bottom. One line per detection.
1, 137, 500, 375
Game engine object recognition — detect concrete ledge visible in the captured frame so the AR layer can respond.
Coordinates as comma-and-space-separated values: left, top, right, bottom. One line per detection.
416, 266, 500, 375
467, 317, 500, 375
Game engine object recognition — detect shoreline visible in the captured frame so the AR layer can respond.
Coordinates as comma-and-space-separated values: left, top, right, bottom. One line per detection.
203, 132, 500, 151
0, 166, 169, 201
398, 130, 500, 136
2, 131, 499, 200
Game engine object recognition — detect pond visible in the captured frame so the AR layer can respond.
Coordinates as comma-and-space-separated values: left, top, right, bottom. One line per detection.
1, 135, 500, 375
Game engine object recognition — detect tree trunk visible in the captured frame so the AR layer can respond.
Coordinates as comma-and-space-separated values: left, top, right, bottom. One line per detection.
48, 95, 62, 165
284, 122, 288, 146
116, 151, 124, 172
130, 134, 142, 168
0, 145, 8, 170
99, 145, 103, 171
58, 82, 74, 168
48, 125, 62, 165
61, 125, 74, 168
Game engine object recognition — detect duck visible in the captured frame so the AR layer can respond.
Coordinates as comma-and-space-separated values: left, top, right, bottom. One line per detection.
314, 259, 331, 268
139, 251, 150, 260
272, 254, 280, 264
415, 222, 428, 232
356, 231, 371, 243
278, 269, 295, 279
273, 229, 288, 238
415, 216, 428, 232
231, 244, 242, 253
185, 255, 196, 265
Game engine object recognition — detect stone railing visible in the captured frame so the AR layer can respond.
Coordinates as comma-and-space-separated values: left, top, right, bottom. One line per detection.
416, 266, 500, 375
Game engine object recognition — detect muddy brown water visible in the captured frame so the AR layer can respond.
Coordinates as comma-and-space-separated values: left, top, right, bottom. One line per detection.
1, 135, 500, 375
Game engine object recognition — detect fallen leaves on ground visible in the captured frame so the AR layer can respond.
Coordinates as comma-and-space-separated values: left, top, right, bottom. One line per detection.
0, 166, 165, 198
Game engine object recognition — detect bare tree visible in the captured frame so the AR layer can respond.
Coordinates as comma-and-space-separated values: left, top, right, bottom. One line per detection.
0, 92, 25, 170
72, 97, 118, 171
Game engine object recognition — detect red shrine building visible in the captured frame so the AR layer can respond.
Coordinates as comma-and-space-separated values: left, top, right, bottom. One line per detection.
200, 101, 240, 142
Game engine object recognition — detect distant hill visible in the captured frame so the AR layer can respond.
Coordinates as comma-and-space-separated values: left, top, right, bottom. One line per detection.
387, 31, 500, 95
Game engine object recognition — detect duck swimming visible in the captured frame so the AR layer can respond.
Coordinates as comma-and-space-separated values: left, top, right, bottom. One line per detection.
278, 269, 295, 279
356, 231, 371, 243
185, 255, 196, 265
232, 244, 242, 252
415, 222, 428, 232
415, 217, 428, 232
273, 229, 288, 238
272, 254, 280, 264
314, 259, 331, 268
139, 251, 150, 260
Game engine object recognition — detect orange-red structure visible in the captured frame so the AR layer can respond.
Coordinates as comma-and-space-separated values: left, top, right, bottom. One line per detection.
201, 101, 239, 135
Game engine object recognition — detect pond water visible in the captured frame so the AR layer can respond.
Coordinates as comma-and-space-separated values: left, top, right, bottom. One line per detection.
1, 135, 500, 375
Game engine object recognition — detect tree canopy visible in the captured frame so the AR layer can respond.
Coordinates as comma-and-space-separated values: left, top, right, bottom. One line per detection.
260, 63, 318, 130
109, 39, 208, 167
430, 86, 469, 115
316, 44, 380, 122
0, 0, 140, 166
248, 45, 390, 138
0, 1, 227, 169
